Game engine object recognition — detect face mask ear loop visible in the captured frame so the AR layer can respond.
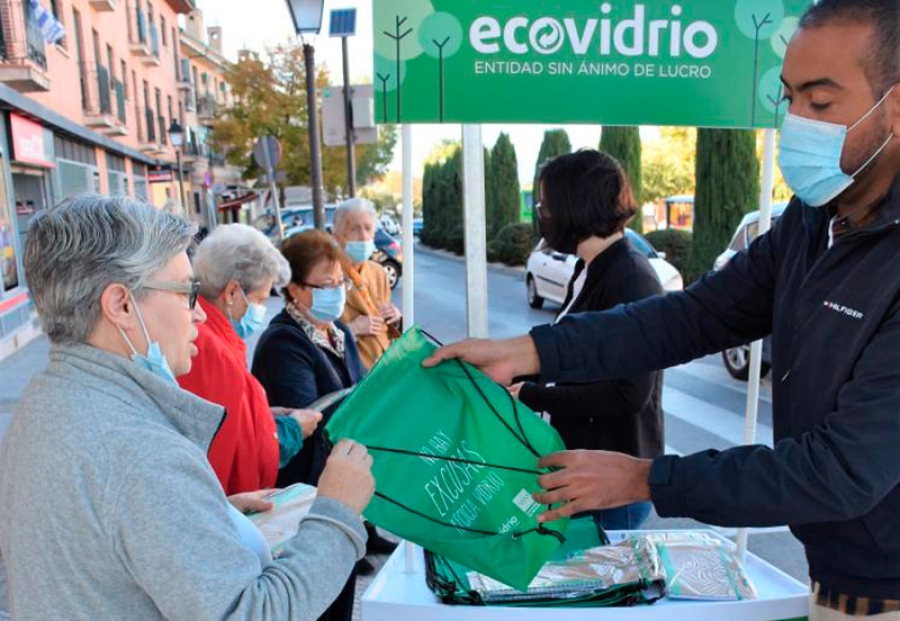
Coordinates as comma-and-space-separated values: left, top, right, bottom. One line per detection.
121, 290, 152, 356
851, 134, 894, 179
848, 86, 895, 132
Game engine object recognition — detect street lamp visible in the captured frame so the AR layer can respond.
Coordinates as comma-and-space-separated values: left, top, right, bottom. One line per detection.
285, 0, 327, 230
168, 120, 187, 219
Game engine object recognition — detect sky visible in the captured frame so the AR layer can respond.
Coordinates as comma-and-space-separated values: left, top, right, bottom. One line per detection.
193, 0, 660, 185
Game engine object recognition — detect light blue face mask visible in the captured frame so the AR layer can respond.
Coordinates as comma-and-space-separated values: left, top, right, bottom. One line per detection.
778, 88, 894, 207
345, 240, 377, 264
309, 285, 347, 323
229, 287, 267, 339
118, 292, 178, 386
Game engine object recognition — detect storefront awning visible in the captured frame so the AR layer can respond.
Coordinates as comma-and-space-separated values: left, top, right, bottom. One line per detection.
217, 192, 259, 211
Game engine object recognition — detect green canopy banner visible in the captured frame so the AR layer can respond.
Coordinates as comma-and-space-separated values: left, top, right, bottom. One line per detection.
325, 327, 568, 591
373, 0, 812, 128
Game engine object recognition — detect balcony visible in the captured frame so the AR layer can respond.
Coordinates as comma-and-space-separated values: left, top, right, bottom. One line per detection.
0, 0, 50, 92
157, 115, 167, 148
139, 107, 163, 153
128, 5, 152, 58
89, 0, 117, 11
140, 23, 161, 67
84, 64, 125, 135
177, 58, 191, 91
196, 94, 216, 124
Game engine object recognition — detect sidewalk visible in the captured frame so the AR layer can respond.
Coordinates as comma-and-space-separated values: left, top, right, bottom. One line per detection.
0, 335, 49, 440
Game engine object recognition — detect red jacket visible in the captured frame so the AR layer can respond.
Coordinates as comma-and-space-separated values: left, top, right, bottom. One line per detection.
178, 297, 280, 495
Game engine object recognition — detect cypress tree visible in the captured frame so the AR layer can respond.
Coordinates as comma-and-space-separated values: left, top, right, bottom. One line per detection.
491, 132, 521, 237
483, 147, 496, 240
600, 126, 643, 233
532, 130, 572, 233
688, 128, 759, 283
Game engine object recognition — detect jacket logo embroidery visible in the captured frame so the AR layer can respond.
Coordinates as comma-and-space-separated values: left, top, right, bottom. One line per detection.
823, 300, 864, 320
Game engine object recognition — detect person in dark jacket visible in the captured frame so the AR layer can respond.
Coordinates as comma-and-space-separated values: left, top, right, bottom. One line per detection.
252, 229, 365, 621
426, 2, 900, 618
510, 150, 664, 530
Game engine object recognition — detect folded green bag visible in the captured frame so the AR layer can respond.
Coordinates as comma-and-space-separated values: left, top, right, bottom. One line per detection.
425, 519, 666, 608
325, 327, 568, 591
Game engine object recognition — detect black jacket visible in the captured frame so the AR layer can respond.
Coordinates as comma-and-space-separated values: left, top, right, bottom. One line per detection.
531, 179, 900, 598
251, 310, 365, 487
519, 238, 664, 459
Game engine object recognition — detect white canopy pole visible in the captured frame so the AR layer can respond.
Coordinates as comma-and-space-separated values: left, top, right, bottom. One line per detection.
462, 124, 489, 338
737, 128, 777, 560
399, 123, 417, 574
400, 124, 415, 328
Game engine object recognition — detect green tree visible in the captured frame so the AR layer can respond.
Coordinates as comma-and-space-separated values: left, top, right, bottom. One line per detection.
355, 125, 399, 187
642, 127, 697, 203
212, 42, 398, 200
600, 126, 643, 232
490, 133, 521, 237
688, 129, 760, 284
532, 130, 572, 232
483, 147, 496, 240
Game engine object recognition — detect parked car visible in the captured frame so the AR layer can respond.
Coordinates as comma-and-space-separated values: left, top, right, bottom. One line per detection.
379, 214, 401, 235
252, 205, 338, 243
713, 202, 789, 380
525, 229, 684, 310
374, 228, 403, 289
412, 218, 424, 236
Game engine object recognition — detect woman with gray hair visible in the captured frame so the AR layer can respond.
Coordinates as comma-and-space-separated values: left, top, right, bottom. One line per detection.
179, 224, 322, 496
0, 195, 374, 621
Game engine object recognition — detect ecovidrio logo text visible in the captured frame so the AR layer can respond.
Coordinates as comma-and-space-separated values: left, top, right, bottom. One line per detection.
468, 3, 719, 59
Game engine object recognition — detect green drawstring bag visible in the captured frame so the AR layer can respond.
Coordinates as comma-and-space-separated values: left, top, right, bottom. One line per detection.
325, 327, 569, 591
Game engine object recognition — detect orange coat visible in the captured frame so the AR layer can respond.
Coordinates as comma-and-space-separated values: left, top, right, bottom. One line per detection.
340, 260, 395, 369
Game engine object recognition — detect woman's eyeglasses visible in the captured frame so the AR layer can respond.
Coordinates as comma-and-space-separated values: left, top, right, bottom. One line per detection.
301, 278, 352, 292
143, 280, 202, 310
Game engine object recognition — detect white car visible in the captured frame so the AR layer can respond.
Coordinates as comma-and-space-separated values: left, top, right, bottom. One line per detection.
712, 202, 789, 272
712, 201, 788, 380
379, 214, 401, 235
525, 229, 683, 309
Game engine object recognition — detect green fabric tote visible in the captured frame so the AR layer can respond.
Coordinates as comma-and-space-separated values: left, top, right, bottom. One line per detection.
325, 327, 569, 591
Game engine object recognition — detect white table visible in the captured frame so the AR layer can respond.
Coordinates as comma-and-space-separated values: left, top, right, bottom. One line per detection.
362, 531, 810, 621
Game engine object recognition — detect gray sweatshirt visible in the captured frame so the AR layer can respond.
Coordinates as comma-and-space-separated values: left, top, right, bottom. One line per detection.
0, 344, 366, 620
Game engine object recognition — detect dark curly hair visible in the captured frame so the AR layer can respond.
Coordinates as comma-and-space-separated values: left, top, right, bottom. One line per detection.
800, 0, 900, 97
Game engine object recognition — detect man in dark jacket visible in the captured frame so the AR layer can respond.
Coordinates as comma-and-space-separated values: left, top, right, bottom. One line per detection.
426, 2, 900, 617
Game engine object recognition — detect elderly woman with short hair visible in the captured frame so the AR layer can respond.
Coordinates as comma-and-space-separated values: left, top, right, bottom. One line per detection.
332, 198, 402, 370
0, 195, 374, 620
178, 223, 322, 496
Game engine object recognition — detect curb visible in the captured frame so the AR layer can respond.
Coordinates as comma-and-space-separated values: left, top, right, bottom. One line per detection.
412, 243, 527, 278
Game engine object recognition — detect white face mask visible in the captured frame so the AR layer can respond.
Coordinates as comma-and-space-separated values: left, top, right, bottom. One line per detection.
778, 87, 895, 207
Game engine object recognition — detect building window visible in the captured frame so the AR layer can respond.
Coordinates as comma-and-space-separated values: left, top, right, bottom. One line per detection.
161, 17, 167, 47
50, 0, 66, 48
121, 60, 128, 99
0, 197, 19, 292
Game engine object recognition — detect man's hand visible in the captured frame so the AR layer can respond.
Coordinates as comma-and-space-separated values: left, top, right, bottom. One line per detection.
422, 336, 541, 386
317, 440, 376, 515
228, 489, 279, 514
533, 450, 653, 523
351, 315, 387, 336
379, 303, 402, 325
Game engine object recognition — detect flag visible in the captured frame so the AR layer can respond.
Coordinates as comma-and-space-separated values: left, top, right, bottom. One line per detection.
28, 0, 66, 45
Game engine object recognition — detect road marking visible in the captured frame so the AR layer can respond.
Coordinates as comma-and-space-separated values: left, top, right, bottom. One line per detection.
663, 387, 775, 448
